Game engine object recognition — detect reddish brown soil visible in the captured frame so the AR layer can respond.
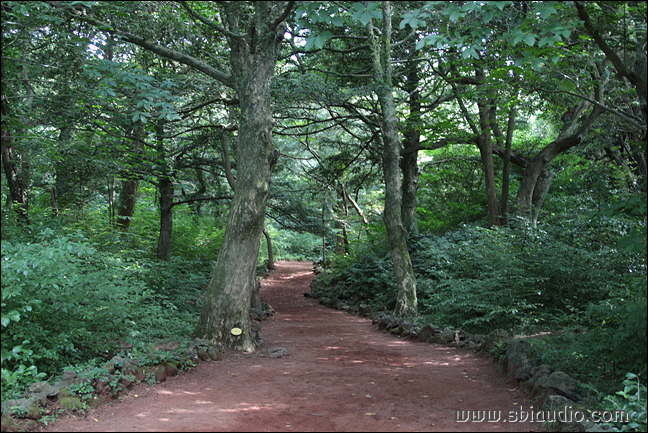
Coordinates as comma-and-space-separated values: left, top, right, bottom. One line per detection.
47, 261, 544, 432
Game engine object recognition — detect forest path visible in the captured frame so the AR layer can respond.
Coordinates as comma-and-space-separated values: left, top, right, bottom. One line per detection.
48, 261, 542, 432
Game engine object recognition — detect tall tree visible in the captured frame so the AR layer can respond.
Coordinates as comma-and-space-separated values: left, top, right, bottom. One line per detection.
49, 1, 292, 351
365, 1, 417, 316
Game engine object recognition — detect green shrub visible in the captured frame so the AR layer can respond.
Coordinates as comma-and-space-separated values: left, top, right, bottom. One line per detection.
1, 229, 204, 399
601, 373, 647, 432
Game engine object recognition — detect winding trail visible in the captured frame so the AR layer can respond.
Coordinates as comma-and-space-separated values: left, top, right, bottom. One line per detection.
48, 261, 543, 432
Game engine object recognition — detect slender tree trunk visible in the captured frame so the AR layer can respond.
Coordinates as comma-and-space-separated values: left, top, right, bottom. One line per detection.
368, 1, 417, 317
400, 59, 422, 237
156, 175, 174, 261
499, 106, 516, 225
116, 178, 138, 231
116, 126, 143, 231
477, 92, 501, 226
193, 2, 284, 351
1, 99, 29, 223
263, 228, 275, 270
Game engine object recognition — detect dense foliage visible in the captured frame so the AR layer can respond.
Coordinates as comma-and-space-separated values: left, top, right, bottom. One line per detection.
2, 0, 646, 429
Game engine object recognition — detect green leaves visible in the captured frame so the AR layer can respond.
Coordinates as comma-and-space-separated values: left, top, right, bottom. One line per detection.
84, 60, 183, 124
350, 2, 382, 26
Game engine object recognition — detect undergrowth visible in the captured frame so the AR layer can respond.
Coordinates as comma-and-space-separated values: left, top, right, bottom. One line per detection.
1, 224, 211, 401
315, 221, 647, 396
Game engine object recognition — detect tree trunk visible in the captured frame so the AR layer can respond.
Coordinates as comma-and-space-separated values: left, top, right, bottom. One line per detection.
516, 101, 605, 221
156, 175, 174, 261
1, 99, 29, 223
263, 228, 275, 270
499, 106, 516, 225
530, 169, 556, 225
400, 58, 422, 237
477, 91, 500, 227
116, 178, 138, 231
368, 1, 417, 317
193, 2, 284, 351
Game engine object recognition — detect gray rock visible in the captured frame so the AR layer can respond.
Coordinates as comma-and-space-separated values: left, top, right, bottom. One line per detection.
1, 396, 41, 419
485, 329, 510, 350
439, 327, 459, 345
268, 347, 289, 358
543, 394, 573, 411
418, 323, 441, 343
515, 365, 534, 381
28, 382, 59, 398
504, 340, 536, 379
358, 304, 371, 316
526, 364, 553, 389
536, 371, 584, 402
54, 370, 79, 389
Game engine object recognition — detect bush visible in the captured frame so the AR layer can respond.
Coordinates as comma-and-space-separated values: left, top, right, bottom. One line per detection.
1, 228, 205, 399
601, 373, 647, 432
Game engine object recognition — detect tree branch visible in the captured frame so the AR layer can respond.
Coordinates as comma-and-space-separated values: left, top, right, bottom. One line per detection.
270, 1, 296, 32
172, 195, 233, 207
537, 88, 646, 132
179, 1, 242, 40
48, 1, 234, 87
574, 1, 647, 103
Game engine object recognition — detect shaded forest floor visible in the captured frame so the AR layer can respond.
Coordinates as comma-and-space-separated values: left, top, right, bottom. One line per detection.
46, 261, 543, 432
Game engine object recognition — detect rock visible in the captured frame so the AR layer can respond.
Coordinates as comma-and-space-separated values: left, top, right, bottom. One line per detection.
535, 371, 584, 402
254, 329, 264, 347
313, 265, 323, 274
207, 344, 224, 361
151, 365, 167, 383
439, 327, 459, 345
28, 382, 59, 400
58, 396, 84, 412
543, 394, 573, 411
418, 324, 441, 342
358, 304, 371, 316
485, 329, 510, 350
135, 366, 150, 382
515, 365, 534, 381
526, 364, 553, 389
103, 361, 116, 375
262, 303, 275, 316
268, 347, 289, 358
465, 340, 481, 351
162, 360, 179, 378
54, 370, 79, 389
504, 340, 536, 379
4, 397, 41, 420
110, 357, 139, 376
197, 347, 211, 362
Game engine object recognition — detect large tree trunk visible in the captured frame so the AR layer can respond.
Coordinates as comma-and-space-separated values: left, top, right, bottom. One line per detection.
193, 2, 284, 351
368, 1, 417, 317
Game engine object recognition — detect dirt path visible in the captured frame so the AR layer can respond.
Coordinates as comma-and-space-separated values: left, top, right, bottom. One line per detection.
48, 261, 543, 432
